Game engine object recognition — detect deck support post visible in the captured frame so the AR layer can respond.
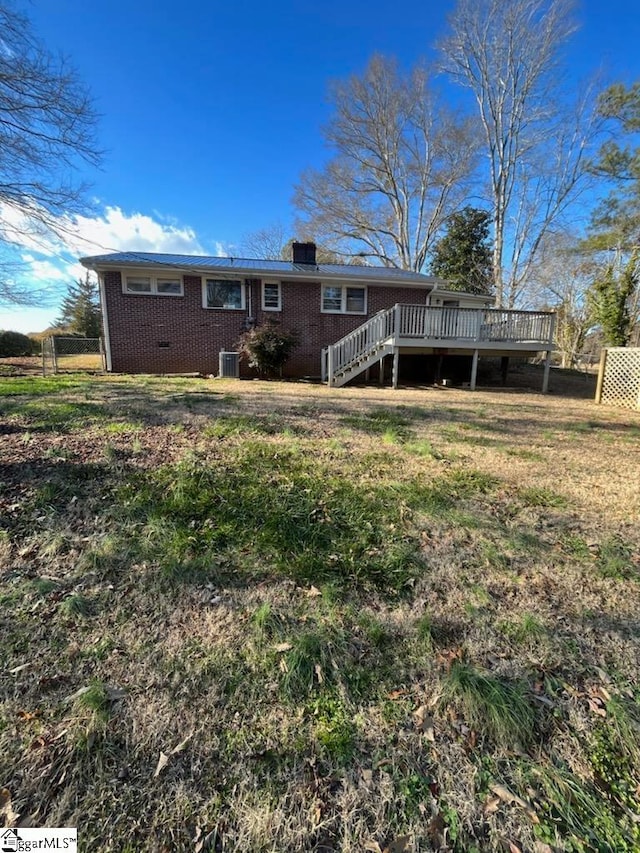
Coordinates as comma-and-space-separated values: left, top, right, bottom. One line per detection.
470, 349, 479, 391
542, 349, 552, 394
542, 313, 556, 395
392, 347, 399, 389
435, 354, 443, 385
500, 356, 509, 386
379, 356, 385, 385
327, 346, 334, 388
595, 348, 607, 404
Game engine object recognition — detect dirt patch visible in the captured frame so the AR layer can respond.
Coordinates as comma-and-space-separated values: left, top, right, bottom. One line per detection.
0, 356, 43, 375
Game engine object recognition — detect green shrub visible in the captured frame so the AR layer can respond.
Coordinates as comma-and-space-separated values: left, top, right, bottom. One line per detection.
0, 329, 34, 357
238, 321, 297, 376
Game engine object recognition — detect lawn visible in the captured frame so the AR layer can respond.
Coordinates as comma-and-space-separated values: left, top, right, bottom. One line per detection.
0, 373, 639, 852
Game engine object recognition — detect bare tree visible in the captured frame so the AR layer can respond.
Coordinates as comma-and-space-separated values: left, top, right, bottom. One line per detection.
529, 232, 596, 367
294, 55, 479, 271
239, 223, 341, 263
0, 1, 99, 303
239, 223, 292, 260
440, 0, 598, 307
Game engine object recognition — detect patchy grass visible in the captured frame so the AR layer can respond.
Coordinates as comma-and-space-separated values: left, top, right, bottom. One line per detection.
0, 373, 639, 851
442, 661, 536, 749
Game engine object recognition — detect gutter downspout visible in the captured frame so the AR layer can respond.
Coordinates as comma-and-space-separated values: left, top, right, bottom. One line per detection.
98, 272, 112, 372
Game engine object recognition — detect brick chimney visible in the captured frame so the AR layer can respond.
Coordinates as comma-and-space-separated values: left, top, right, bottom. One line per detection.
292, 241, 317, 265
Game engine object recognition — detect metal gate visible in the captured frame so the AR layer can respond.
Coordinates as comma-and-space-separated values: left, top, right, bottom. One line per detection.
42, 337, 105, 375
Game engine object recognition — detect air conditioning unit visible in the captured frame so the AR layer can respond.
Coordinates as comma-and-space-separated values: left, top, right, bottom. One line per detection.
218, 351, 240, 378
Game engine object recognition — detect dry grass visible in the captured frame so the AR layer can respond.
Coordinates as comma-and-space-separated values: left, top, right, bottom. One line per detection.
0, 371, 639, 852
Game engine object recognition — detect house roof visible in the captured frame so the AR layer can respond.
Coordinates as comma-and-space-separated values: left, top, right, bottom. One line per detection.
80, 251, 442, 289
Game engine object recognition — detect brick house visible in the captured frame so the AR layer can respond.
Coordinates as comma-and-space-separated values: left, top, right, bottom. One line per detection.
81, 242, 554, 388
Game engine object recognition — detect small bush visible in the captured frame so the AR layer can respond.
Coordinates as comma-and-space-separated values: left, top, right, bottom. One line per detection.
0, 329, 34, 357
238, 321, 297, 377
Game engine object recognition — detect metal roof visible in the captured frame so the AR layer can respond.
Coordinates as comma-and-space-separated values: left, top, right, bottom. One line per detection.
80, 251, 441, 287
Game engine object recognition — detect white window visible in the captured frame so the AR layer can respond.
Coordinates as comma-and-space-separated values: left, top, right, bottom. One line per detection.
123, 275, 183, 296
157, 278, 182, 295
124, 276, 151, 294
262, 281, 281, 311
203, 279, 245, 310
321, 284, 366, 314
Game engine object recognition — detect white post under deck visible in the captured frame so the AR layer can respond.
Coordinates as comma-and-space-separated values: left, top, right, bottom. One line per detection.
541, 314, 556, 394
542, 349, 552, 394
392, 347, 399, 389
470, 349, 479, 391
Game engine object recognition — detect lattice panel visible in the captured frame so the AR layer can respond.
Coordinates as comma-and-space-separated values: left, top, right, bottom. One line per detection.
600, 348, 640, 410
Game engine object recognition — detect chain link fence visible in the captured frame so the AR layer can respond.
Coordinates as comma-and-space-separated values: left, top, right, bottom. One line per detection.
42, 337, 105, 375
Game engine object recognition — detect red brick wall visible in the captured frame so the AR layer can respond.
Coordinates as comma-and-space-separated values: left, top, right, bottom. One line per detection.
104, 271, 428, 377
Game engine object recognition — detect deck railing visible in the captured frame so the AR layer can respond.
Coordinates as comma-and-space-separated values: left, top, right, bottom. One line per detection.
324, 304, 555, 384
398, 305, 554, 344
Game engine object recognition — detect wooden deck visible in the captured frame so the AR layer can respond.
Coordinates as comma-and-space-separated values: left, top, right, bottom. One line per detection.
323, 304, 556, 389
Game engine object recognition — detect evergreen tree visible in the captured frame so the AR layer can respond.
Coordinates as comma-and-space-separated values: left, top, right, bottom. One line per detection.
430, 207, 493, 294
56, 274, 102, 338
584, 82, 640, 346
588, 261, 635, 347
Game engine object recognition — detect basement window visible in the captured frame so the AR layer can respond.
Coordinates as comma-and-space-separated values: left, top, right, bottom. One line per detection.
321, 285, 366, 315
123, 275, 183, 296
203, 279, 245, 310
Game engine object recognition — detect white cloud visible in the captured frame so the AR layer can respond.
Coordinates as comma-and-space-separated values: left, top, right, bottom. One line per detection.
20, 255, 69, 282
65, 206, 205, 257
0, 203, 210, 316
0, 202, 205, 259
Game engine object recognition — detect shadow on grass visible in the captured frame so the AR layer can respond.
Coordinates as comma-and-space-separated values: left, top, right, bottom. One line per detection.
116, 443, 425, 593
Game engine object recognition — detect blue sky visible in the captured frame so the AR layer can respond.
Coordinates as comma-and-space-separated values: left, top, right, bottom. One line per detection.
1, 0, 639, 333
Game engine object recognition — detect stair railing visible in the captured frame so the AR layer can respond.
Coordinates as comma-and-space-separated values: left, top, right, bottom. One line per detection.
326, 306, 396, 385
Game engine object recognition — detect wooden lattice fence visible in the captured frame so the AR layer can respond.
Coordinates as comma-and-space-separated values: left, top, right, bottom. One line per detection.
595, 347, 640, 411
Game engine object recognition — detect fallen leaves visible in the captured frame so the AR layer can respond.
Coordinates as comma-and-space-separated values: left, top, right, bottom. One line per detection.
413, 706, 435, 742
153, 732, 193, 777
193, 825, 222, 853
0, 787, 19, 826
364, 836, 411, 853
387, 689, 409, 700
16, 710, 40, 722
153, 752, 169, 778
489, 784, 539, 824
8, 662, 31, 675
586, 684, 611, 717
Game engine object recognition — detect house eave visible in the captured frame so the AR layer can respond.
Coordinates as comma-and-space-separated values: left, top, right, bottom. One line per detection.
80, 257, 442, 290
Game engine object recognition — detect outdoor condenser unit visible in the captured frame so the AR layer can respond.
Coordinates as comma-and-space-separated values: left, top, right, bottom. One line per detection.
218, 351, 240, 379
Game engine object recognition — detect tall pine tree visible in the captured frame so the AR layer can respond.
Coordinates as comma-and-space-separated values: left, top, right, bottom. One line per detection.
56, 274, 102, 338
